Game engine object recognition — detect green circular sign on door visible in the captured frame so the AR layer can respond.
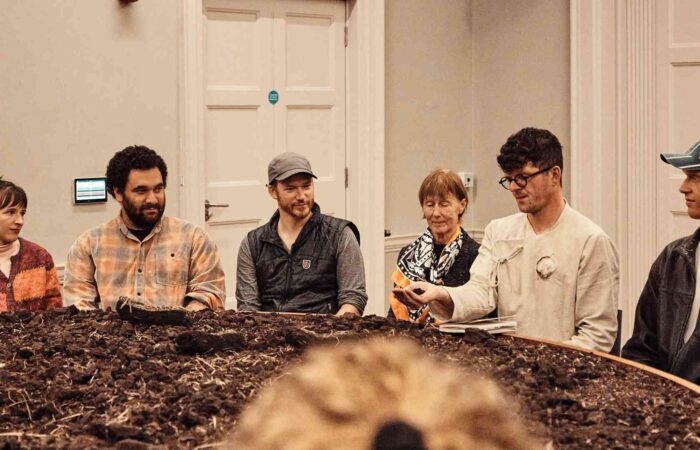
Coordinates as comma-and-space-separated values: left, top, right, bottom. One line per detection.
268, 90, 279, 105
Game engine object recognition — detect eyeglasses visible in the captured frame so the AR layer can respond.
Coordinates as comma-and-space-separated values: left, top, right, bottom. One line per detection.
498, 166, 554, 190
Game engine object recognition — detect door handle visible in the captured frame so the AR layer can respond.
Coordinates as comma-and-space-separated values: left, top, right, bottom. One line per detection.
205, 200, 230, 221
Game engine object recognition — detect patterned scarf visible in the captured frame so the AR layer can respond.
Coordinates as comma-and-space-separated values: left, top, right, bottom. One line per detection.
390, 227, 464, 323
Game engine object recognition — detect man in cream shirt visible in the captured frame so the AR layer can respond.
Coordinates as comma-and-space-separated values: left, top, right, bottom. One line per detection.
393, 128, 619, 352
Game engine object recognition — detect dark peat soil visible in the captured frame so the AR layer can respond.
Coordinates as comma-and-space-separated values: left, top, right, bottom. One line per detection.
0, 308, 699, 449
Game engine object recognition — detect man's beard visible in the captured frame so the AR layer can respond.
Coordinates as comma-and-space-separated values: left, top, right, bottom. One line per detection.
123, 195, 165, 229
281, 200, 313, 220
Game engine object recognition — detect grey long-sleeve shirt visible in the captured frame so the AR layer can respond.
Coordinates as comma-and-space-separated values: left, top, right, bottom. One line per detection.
235, 226, 367, 313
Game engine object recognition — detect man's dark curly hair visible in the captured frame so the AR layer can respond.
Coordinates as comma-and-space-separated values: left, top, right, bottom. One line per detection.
497, 128, 564, 176
105, 145, 168, 197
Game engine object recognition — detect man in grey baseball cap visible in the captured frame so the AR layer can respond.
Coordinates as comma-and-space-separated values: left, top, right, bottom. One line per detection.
236, 152, 367, 316
267, 152, 317, 184
622, 139, 700, 383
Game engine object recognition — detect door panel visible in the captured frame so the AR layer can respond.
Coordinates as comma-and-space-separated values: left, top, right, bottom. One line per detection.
205, 8, 266, 87
285, 14, 334, 87
202, 0, 346, 308
274, 0, 346, 218
656, 0, 700, 250
671, 0, 700, 45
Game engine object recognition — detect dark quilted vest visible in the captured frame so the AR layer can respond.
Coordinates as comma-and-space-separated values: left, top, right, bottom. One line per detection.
247, 203, 360, 314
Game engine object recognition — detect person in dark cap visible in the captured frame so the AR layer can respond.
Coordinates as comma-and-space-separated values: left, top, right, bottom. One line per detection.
235, 152, 367, 315
622, 140, 700, 383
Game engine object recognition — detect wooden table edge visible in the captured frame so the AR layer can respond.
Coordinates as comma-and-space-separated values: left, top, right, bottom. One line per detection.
505, 333, 700, 395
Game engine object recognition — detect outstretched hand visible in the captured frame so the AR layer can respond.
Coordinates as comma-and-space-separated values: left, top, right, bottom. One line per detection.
392, 281, 432, 309
392, 281, 454, 320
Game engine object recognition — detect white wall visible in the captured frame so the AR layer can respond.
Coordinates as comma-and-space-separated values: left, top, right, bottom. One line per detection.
385, 0, 570, 237
385, 0, 474, 237
0, 0, 180, 267
471, 0, 570, 227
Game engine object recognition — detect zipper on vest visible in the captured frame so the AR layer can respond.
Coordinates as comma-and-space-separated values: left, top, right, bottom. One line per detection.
284, 251, 294, 302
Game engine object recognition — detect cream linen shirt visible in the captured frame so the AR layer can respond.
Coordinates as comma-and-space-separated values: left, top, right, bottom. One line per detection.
438, 204, 619, 352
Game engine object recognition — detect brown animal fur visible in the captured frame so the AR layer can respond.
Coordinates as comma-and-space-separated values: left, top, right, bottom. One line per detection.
230, 338, 542, 450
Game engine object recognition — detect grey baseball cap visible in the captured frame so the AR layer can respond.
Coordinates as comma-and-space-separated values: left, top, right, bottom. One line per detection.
267, 152, 317, 184
661, 140, 700, 170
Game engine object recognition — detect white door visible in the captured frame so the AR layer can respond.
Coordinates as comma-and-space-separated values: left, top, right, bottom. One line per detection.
656, 0, 700, 249
202, 0, 347, 308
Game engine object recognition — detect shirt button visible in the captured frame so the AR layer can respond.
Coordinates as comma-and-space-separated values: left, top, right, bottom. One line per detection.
138, 268, 142, 273
137, 292, 142, 296
6, 283, 11, 289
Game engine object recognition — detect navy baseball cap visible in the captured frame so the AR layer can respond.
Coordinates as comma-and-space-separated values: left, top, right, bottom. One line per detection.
661, 141, 700, 170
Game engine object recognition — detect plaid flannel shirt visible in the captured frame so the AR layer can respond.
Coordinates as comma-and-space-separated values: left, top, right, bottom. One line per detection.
63, 214, 225, 311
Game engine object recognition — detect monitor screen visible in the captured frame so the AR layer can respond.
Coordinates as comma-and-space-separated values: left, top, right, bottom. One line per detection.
74, 178, 108, 204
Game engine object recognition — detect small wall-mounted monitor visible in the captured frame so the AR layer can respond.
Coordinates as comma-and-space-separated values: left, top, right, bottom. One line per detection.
74, 178, 108, 204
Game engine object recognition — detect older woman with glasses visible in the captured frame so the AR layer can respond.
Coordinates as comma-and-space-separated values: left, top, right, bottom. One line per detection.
0, 178, 62, 313
388, 169, 480, 323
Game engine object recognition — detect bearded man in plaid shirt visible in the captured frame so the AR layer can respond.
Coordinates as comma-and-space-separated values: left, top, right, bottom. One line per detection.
63, 146, 225, 311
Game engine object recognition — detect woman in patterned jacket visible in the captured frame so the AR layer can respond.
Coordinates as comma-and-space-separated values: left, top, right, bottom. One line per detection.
0, 177, 62, 312
388, 169, 480, 323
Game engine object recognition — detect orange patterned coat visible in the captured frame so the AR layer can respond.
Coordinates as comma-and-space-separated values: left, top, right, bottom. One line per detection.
0, 238, 62, 313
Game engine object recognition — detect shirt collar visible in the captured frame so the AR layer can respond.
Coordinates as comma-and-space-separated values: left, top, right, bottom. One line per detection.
674, 226, 700, 265
116, 212, 163, 242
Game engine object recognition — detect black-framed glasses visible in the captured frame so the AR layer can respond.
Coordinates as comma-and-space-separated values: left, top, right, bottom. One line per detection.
498, 166, 554, 190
